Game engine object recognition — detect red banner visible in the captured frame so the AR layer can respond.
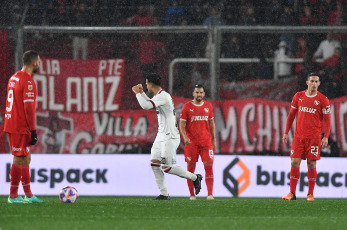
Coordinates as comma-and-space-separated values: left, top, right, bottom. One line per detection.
35, 58, 125, 113
1, 58, 346, 155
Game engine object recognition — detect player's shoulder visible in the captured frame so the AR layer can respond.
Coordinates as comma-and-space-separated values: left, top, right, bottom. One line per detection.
317, 91, 330, 102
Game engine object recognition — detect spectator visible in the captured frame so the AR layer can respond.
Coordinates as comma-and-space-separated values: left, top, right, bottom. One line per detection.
122, 4, 157, 26
279, 4, 298, 54
221, 35, 242, 81
313, 32, 341, 62
133, 34, 166, 80
239, 6, 257, 57
295, 37, 310, 75
264, 0, 282, 25
327, 1, 347, 25
165, 0, 186, 26
274, 41, 293, 78
300, 5, 318, 25
319, 47, 343, 98
319, 0, 335, 25
203, 6, 224, 58
188, 0, 209, 25
72, 2, 91, 60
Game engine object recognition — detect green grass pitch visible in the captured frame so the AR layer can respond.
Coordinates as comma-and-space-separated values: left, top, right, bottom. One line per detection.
0, 196, 346, 230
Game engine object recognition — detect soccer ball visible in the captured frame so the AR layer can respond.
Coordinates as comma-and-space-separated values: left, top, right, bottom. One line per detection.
59, 186, 79, 203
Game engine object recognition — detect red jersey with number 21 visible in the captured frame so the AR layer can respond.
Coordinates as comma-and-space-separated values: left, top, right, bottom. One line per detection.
4, 71, 37, 134
291, 90, 330, 138
180, 101, 214, 146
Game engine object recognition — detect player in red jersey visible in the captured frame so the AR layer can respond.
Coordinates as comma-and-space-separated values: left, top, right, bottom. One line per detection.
4, 50, 43, 203
179, 85, 216, 200
282, 73, 331, 201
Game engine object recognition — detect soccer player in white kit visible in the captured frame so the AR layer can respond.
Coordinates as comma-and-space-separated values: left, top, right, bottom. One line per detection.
132, 73, 203, 200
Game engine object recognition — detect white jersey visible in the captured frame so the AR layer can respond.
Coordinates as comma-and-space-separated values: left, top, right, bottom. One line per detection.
150, 89, 180, 141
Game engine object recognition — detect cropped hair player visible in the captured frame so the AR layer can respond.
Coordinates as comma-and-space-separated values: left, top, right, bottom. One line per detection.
132, 73, 203, 200
282, 73, 331, 201
4, 50, 44, 203
179, 84, 216, 200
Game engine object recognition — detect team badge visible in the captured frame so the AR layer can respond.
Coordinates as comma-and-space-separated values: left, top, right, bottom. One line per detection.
314, 100, 320, 106
204, 108, 209, 113
28, 85, 33, 91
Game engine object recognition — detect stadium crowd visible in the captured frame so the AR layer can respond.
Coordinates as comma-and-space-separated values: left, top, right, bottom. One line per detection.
1, 0, 347, 99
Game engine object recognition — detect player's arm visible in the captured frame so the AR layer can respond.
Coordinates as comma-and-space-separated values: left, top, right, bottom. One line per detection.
132, 85, 154, 110
321, 104, 331, 149
282, 107, 297, 144
209, 118, 216, 150
179, 119, 191, 145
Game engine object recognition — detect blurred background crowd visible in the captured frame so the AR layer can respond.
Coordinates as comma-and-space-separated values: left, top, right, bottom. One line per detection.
0, 0, 347, 99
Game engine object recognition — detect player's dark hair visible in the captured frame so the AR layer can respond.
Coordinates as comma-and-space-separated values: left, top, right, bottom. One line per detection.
22, 50, 39, 66
307, 72, 320, 81
194, 84, 205, 91
146, 73, 161, 86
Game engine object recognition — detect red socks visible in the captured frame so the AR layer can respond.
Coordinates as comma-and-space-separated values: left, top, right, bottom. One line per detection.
307, 168, 317, 195
187, 164, 196, 196
21, 166, 33, 198
290, 167, 300, 194
204, 163, 214, 196
10, 164, 21, 198
10, 164, 33, 198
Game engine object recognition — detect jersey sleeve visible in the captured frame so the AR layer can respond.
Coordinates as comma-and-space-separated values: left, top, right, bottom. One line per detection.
180, 104, 188, 121
22, 78, 35, 103
208, 103, 214, 120
151, 93, 168, 107
321, 95, 331, 114
291, 93, 299, 109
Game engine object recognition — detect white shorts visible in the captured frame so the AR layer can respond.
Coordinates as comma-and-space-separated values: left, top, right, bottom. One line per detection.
150, 138, 179, 166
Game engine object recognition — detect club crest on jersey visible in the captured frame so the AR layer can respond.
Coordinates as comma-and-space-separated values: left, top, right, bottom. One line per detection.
314, 100, 320, 106
204, 108, 209, 113
28, 85, 33, 91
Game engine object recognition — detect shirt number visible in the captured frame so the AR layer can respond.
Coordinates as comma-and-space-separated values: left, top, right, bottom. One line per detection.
310, 146, 319, 157
6, 89, 14, 112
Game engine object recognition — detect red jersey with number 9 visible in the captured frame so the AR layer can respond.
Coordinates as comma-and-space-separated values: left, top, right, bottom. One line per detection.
291, 90, 330, 138
180, 101, 214, 146
4, 71, 37, 134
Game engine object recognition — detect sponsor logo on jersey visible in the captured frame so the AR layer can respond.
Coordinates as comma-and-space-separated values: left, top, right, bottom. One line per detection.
9, 82, 15, 88
204, 108, 209, 113
299, 98, 303, 102
12, 147, 22, 152
323, 106, 331, 114
26, 92, 35, 97
191, 116, 209, 121
314, 100, 320, 106
299, 106, 316, 114
28, 85, 33, 91
189, 109, 194, 112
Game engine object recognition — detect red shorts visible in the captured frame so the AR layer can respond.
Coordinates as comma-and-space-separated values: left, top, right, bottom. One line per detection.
7, 133, 31, 157
184, 143, 214, 164
291, 136, 321, 160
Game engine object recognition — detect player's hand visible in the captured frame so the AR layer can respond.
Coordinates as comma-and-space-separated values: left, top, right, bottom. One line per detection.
282, 134, 288, 144
183, 136, 191, 145
132, 85, 141, 94
321, 137, 328, 149
137, 84, 144, 94
28, 130, 38, 145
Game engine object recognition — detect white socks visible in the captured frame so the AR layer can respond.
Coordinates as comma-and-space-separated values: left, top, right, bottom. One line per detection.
165, 165, 197, 181
151, 164, 169, 196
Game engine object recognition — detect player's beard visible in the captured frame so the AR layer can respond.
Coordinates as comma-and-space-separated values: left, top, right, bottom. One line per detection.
195, 97, 202, 102
33, 66, 39, 73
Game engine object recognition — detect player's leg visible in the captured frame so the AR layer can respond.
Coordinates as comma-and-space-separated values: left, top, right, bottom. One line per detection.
150, 141, 169, 199
283, 137, 303, 200
7, 133, 27, 203
201, 147, 214, 200
161, 139, 203, 195
306, 137, 320, 201
184, 144, 198, 199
